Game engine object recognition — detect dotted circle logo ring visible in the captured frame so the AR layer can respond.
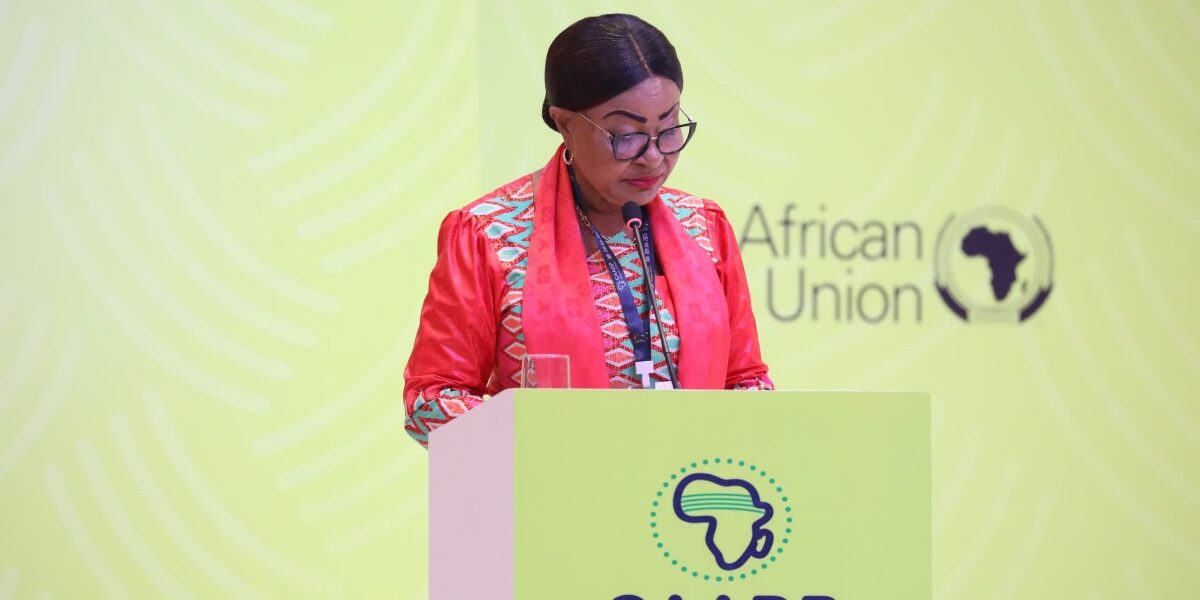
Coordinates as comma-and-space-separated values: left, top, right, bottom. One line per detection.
650, 458, 793, 582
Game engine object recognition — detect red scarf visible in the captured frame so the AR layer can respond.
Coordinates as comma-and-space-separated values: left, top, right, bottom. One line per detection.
522, 145, 730, 389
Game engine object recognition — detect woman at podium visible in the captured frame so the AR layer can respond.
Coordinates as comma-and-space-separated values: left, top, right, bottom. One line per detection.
403, 14, 772, 448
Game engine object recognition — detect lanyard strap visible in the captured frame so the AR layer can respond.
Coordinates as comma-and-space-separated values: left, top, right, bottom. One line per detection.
570, 172, 656, 364
586, 215, 656, 362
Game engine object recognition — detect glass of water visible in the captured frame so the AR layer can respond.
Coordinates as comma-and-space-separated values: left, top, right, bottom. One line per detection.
520, 354, 571, 388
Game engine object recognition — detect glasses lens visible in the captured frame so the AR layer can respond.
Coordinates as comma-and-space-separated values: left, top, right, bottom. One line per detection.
613, 133, 650, 160
658, 122, 695, 154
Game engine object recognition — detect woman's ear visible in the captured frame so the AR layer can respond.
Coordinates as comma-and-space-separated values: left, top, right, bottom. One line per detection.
547, 106, 571, 134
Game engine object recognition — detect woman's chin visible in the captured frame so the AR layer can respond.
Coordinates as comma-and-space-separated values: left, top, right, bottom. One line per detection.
630, 186, 663, 204
602, 183, 663, 208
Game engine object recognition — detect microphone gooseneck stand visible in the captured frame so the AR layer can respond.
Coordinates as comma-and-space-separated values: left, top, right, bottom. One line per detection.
622, 201, 680, 389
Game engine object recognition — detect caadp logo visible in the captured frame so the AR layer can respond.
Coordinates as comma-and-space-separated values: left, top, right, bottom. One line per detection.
649, 458, 793, 582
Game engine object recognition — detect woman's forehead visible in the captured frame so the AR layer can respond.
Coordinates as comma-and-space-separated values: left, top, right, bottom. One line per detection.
593, 76, 681, 120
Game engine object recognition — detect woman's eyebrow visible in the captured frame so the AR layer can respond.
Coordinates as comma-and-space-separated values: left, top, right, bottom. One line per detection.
603, 103, 680, 123
603, 109, 647, 123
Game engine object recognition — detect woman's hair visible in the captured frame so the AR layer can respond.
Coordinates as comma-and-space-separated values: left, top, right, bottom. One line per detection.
542, 14, 684, 132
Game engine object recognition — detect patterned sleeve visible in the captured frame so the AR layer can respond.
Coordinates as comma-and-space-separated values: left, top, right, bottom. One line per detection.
404, 388, 487, 449
705, 202, 775, 391
402, 210, 502, 448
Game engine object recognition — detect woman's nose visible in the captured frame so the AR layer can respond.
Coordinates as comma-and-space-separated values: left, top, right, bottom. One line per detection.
636, 140, 665, 168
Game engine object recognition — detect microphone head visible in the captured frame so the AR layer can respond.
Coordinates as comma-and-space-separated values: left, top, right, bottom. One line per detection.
622, 201, 643, 229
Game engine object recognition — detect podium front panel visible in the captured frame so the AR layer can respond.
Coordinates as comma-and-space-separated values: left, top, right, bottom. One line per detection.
432, 389, 929, 599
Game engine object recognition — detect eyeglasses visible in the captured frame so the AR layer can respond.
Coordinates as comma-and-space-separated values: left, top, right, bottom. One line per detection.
574, 108, 697, 161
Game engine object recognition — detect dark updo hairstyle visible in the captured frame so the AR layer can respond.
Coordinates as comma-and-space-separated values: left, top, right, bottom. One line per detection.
542, 14, 684, 132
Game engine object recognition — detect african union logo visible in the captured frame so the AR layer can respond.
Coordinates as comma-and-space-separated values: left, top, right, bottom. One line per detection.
650, 458, 792, 582
934, 206, 1054, 323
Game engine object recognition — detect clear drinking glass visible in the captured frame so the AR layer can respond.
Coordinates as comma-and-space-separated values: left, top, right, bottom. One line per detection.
520, 354, 571, 388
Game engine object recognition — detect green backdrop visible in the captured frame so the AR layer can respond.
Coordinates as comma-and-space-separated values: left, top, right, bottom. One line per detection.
1, 0, 1197, 597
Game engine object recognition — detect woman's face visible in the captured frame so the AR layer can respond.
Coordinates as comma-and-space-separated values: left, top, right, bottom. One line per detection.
550, 76, 684, 211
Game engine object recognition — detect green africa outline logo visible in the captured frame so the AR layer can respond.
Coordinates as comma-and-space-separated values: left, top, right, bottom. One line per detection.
934, 206, 1054, 323
649, 458, 793, 581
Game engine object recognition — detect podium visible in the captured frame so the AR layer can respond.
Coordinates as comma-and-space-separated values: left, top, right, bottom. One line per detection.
429, 389, 930, 599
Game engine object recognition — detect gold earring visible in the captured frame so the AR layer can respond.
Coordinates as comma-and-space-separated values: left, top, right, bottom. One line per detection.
563, 149, 574, 165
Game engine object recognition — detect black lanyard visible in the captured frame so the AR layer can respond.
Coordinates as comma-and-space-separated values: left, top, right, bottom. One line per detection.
569, 171, 657, 365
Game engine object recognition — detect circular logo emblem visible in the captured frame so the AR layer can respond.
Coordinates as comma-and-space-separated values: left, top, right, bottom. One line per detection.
649, 458, 793, 582
934, 206, 1054, 323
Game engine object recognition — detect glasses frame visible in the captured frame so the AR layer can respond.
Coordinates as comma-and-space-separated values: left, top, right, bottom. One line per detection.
574, 107, 697, 161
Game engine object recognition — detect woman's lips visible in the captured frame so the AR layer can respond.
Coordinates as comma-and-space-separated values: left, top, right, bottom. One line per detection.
623, 174, 662, 190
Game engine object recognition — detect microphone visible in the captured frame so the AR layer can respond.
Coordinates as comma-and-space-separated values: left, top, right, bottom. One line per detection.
621, 201, 643, 230
622, 201, 679, 389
